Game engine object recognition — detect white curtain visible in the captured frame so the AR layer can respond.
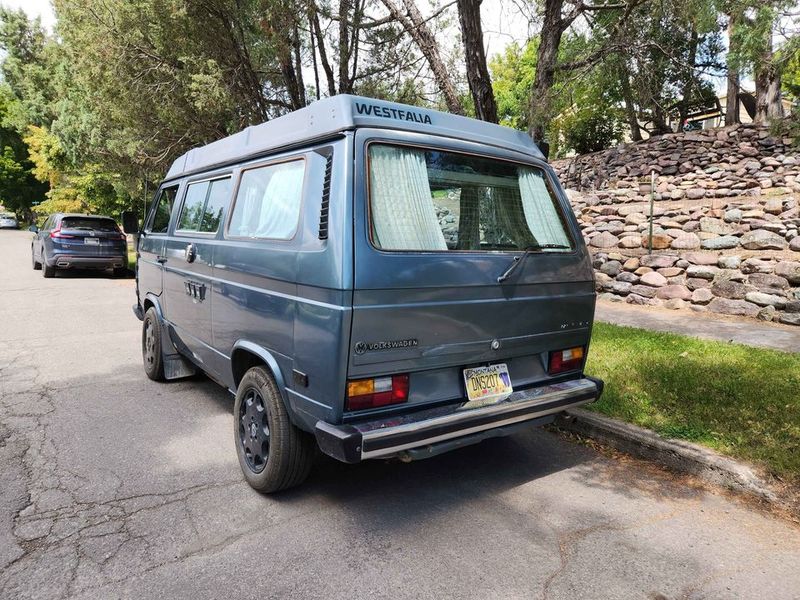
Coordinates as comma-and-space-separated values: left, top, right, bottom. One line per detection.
518, 167, 571, 247
369, 146, 447, 251
253, 161, 305, 239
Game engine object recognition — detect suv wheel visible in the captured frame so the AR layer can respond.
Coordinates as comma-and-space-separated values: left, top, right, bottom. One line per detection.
113, 266, 128, 278
31, 247, 41, 270
234, 366, 314, 493
142, 307, 165, 381
41, 254, 55, 278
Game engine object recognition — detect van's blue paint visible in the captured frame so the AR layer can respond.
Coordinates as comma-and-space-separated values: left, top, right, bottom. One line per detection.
134, 95, 598, 453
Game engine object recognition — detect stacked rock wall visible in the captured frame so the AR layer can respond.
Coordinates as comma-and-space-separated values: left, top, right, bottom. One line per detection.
551, 124, 800, 326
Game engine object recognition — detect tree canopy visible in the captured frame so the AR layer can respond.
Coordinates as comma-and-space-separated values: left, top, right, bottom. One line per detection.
0, 0, 797, 219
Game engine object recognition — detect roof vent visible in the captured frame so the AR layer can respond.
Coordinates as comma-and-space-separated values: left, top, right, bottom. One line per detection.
319, 153, 333, 240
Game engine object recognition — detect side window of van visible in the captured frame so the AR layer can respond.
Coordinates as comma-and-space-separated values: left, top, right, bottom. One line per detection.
176, 177, 232, 234
148, 186, 178, 234
228, 159, 305, 240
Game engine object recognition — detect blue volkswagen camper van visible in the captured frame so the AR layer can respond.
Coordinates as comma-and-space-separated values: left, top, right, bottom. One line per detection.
128, 95, 603, 493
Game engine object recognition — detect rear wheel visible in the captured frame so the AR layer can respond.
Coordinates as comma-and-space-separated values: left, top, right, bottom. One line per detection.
31, 247, 41, 270
234, 366, 314, 493
113, 266, 128, 278
142, 307, 165, 381
41, 254, 55, 278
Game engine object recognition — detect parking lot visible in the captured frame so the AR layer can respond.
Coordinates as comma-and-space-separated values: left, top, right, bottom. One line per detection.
1, 228, 800, 599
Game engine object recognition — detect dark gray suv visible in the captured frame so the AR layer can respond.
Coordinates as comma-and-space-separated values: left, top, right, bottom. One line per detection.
31, 213, 128, 277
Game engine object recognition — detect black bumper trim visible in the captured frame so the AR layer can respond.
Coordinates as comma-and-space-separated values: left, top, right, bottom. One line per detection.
363, 390, 595, 455
314, 377, 603, 464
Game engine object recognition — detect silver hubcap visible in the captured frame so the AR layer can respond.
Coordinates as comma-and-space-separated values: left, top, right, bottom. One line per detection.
143, 320, 156, 366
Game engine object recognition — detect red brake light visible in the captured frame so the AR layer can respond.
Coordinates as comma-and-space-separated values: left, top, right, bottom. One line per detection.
346, 374, 409, 411
548, 347, 585, 375
49, 225, 74, 239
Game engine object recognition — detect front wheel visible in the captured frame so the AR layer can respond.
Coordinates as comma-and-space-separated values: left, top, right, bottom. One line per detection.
141, 307, 165, 381
234, 366, 314, 493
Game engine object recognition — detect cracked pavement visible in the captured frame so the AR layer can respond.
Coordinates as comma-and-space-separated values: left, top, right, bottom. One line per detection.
1, 228, 800, 599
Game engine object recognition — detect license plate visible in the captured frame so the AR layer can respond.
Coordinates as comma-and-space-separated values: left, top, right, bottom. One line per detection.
83, 238, 100, 245
463, 363, 513, 406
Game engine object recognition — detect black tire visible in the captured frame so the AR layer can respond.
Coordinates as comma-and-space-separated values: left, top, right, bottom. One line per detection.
31, 247, 41, 270
113, 266, 128, 278
42, 255, 55, 278
141, 307, 165, 381
234, 366, 314, 493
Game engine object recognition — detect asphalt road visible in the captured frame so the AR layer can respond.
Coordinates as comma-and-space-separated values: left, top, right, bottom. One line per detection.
1, 228, 799, 600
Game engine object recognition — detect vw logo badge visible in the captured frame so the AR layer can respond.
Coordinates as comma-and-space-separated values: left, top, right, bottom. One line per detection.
354, 342, 367, 355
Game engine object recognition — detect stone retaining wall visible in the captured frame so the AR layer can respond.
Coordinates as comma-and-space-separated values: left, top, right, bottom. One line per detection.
552, 123, 799, 194
553, 124, 800, 326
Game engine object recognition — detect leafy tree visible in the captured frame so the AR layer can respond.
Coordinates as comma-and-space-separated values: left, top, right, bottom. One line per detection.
0, 87, 47, 217
490, 40, 539, 130
728, 1, 798, 123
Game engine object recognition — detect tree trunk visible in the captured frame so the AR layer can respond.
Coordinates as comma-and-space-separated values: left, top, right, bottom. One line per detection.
725, 12, 740, 126
338, 0, 352, 93
677, 26, 698, 130
651, 103, 670, 135
619, 65, 642, 141
309, 13, 321, 100
755, 59, 783, 123
292, 23, 307, 107
309, 6, 337, 96
456, 0, 497, 123
379, 0, 466, 115
754, 20, 783, 123
529, 0, 565, 143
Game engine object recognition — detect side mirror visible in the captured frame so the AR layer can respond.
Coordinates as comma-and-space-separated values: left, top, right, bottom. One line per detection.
29, 225, 39, 233
121, 211, 140, 234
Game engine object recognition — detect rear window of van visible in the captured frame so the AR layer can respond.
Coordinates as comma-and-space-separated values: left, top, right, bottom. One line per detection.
367, 144, 572, 252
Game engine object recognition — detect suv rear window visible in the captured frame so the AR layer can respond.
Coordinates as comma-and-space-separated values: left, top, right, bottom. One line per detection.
61, 217, 119, 232
367, 144, 572, 252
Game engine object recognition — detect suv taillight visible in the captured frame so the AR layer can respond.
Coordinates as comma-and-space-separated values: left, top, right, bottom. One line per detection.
49, 225, 74, 239
346, 375, 409, 411
548, 347, 585, 375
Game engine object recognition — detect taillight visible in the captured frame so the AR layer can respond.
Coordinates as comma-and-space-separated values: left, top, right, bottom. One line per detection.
49, 225, 74, 239
346, 374, 409, 411
548, 347, 585, 375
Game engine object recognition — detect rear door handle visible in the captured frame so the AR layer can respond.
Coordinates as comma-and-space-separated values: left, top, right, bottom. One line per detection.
156, 255, 167, 264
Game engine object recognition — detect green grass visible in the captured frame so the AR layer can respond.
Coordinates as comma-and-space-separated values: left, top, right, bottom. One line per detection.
586, 322, 800, 483
127, 247, 136, 271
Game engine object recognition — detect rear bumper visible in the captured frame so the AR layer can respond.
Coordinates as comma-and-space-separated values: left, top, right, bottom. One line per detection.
49, 255, 126, 269
315, 376, 604, 463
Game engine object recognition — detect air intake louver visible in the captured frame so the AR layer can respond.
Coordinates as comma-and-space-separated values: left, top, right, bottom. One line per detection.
319, 153, 333, 240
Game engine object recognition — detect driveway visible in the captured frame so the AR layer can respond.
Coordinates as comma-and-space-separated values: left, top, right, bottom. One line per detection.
1, 229, 799, 599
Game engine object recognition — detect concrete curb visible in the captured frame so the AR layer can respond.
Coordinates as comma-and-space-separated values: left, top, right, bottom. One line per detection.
554, 408, 778, 502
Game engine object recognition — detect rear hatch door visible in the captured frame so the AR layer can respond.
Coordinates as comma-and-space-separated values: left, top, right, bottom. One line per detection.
349, 131, 595, 410
57, 217, 125, 256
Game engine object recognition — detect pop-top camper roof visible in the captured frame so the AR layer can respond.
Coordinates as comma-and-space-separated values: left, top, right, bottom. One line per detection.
164, 95, 543, 181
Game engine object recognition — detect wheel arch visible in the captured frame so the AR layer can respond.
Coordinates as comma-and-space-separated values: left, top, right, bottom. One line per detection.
230, 341, 290, 408
142, 293, 162, 317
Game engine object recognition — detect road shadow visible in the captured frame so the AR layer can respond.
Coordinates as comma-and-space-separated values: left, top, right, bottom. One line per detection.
124, 362, 706, 524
